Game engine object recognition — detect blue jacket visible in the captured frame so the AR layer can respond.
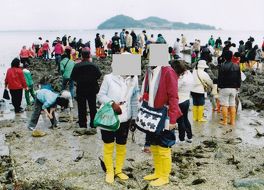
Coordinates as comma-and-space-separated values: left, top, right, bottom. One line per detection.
36, 89, 59, 109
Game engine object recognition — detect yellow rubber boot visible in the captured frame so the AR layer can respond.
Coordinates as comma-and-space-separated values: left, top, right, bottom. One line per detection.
115, 144, 129, 180
150, 146, 171, 187
198, 106, 207, 122
143, 145, 161, 180
219, 106, 228, 126
229, 106, 236, 126
103, 143, 115, 184
192, 106, 198, 121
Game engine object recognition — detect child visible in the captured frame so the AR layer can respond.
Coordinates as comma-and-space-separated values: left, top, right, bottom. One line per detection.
23, 64, 35, 106
27, 88, 69, 131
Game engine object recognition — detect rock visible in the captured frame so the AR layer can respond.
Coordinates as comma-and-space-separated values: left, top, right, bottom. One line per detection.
233, 178, 264, 187
214, 151, 224, 159
192, 178, 206, 185
35, 157, 47, 165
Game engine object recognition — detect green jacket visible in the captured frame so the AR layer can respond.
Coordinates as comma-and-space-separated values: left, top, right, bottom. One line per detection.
23, 69, 34, 86
60, 58, 75, 79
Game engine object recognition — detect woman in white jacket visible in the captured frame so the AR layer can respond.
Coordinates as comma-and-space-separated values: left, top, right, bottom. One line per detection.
191, 60, 213, 122
172, 61, 194, 143
97, 73, 139, 184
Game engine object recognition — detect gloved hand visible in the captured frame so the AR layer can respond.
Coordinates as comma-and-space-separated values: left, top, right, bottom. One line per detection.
111, 102, 122, 115
129, 119, 136, 132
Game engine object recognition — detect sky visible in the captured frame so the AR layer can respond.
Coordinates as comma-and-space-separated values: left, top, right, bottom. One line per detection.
1, 0, 264, 31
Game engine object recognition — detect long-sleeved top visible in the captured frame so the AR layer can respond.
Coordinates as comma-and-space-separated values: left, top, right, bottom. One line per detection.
218, 61, 241, 89
141, 66, 182, 124
60, 58, 75, 79
20, 49, 30, 58
125, 34, 133, 47
5, 67, 27, 90
95, 37, 103, 48
23, 69, 34, 86
191, 68, 213, 94
156, 36, 167, 44
98, 74, 139, 122
178, 70, 194, 103
173, 41, 180, 55
36, 89, 58, 109
70, 61, 102, 94
53, 43, 63, 55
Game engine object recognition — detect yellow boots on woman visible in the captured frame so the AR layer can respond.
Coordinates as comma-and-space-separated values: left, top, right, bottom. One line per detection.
103, 143, 129, 184
193, 106, 207, 122
144, 145, 172, 187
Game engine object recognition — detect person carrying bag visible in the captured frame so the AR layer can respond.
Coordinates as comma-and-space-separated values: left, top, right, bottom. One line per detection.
97, 73, 139, 184
139, 66, 182, 187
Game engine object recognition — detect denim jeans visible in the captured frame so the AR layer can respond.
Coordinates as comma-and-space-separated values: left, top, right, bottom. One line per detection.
55, 54, 61, 73
177, 100, 192, 141
28, 99, 57, 129
62, 78, 75, 99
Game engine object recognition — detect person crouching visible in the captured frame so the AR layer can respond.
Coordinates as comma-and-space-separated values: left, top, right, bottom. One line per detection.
27, 88, 69, 131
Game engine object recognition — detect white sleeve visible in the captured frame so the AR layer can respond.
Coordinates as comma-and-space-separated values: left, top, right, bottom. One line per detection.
97, 75, 112, 104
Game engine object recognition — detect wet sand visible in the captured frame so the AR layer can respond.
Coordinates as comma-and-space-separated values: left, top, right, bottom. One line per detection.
1, 58, 264, 190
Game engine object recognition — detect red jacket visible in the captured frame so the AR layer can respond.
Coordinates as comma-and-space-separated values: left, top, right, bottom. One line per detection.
143, 66, 182, 124
5, 68, 27, 90
20, 49, 30, 58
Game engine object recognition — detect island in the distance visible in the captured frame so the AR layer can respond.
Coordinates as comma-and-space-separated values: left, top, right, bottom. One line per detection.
97, 15, 216, 30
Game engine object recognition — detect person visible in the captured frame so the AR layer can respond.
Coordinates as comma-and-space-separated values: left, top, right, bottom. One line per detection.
262, 38, 264, 52
208, 35, 215, 47
28, 47, 35, 58
125, 31, 132, 52
95, 33, 103, 58
62, 35, 67, 46
138, 30, 147, 54
70, 37, 77, 49
181, 34, 187, 50
218, 51, 241, 126
42, 40, 50, 61
141, 65, 182, 187
247, 45, 258, 68
245, 37, 253, 51
27, 88, 69, 131
111, 32, 120, 54
97, 73, 139, 184
215, 37, 222, 56
173, 38, 181, 58
230, 43, 237, 54
191, 60, 213, 122
5, 58, 27, 113
52, 41, 64, 73
130, 30, 137, 48
156, 34, 166, 44
171, 60, 194, 143
23, 64, 35, 106
120, 29, 126, 53
70, 48, 102, 133
200, 44, 212, 63
192, 39, 200, 59
19, 46, 30, 67
101, 34, 108, 52
32, 37, 42, 56
60, 48, 75, 99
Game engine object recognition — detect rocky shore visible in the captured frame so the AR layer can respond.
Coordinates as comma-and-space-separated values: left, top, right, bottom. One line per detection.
1, 57, 264, 190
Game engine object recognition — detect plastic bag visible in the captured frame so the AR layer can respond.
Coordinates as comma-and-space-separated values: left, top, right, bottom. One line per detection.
3, 89, 10, 100
94, 102, 120, 132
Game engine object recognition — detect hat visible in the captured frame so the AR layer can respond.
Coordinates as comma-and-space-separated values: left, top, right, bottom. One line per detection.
197, 60, 209, 68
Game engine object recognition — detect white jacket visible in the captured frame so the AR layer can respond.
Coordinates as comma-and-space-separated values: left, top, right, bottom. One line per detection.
178, 70, 194, 103
97, 74, 139, 122
191, 68, 213, 94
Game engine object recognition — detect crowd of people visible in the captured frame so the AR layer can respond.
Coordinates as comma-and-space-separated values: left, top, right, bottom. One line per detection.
2, 30, 264, 187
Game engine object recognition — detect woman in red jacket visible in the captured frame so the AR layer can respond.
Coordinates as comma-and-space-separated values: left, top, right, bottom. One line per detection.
141, 65, 182, 187
5, 58, 28, 113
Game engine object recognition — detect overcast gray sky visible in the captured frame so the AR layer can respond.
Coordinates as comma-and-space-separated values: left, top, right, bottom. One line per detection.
1, 0, 264, 31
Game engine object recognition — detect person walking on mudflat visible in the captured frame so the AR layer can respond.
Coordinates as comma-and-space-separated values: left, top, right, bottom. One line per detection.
218, 50, 241, 126
71, 48, 102, 134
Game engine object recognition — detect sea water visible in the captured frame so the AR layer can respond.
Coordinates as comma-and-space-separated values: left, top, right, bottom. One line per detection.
0, 29, 263, 95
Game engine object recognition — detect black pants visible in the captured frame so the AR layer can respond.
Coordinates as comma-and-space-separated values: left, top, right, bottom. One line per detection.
147, 129, 176, 148
177, 100, 192, 141
77, 91, 97, 128
20, 58, 30, 66
101, 121, 130, 145
9, 89, 23, 112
